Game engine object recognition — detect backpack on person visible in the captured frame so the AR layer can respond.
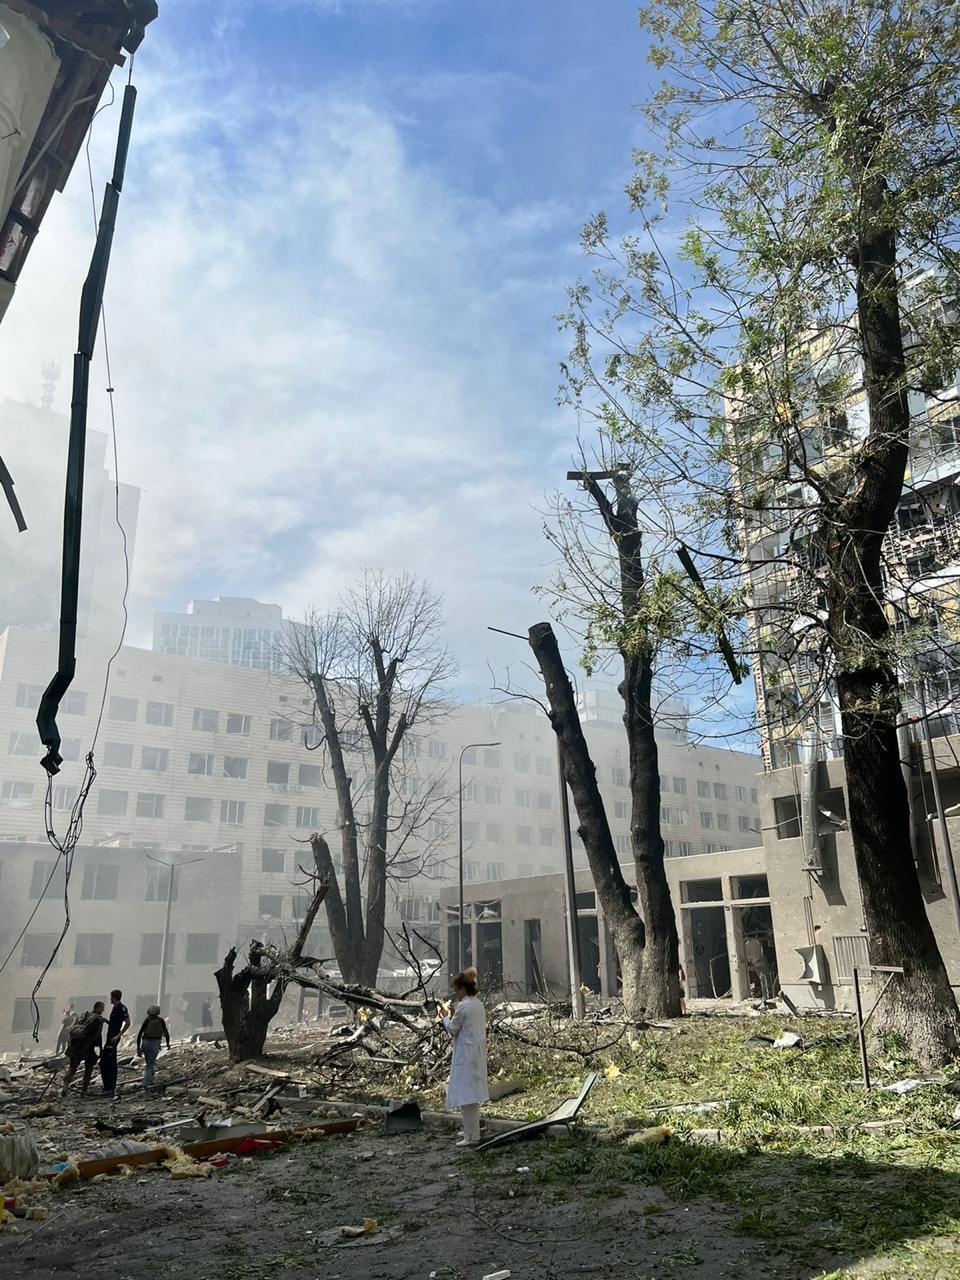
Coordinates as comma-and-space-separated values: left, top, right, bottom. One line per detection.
68, 1011, 95, 1045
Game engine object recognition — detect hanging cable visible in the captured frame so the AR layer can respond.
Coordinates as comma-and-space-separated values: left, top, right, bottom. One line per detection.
24, 80, 138, 1039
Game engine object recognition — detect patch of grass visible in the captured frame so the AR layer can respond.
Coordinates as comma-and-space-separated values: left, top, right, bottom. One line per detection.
734, 1206, 784, 1238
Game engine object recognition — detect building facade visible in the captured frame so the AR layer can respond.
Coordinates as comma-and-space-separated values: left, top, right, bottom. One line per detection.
152, 597, 295, 673
0, 626, 764, 1043
0, 839, 240, 1055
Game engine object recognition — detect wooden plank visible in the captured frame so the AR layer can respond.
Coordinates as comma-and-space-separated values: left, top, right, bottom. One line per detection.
46, 1118, 359, 1181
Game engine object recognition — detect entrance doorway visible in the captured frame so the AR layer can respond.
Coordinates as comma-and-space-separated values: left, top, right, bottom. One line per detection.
688, 906, 731, 998
737, 903, 779, 998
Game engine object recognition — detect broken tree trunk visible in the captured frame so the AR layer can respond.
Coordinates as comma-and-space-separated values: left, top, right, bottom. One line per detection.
576, 471, 680, 1018
527, 621, 648, 1019
215, 873, 329, 1062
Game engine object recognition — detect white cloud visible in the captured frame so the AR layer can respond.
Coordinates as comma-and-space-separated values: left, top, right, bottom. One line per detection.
0, 42, 577, 691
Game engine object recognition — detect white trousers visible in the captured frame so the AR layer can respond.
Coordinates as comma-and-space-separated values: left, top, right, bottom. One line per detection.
461, 1103, 481, 1142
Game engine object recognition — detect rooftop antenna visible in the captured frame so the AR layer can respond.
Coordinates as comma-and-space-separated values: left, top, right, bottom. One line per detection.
40, 359, 60, 412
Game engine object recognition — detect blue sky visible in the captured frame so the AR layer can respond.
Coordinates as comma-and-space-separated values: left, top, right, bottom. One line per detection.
0, 0, 697, 706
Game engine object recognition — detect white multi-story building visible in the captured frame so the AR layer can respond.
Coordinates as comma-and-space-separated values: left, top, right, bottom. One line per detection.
152, 597, 295, 672
0, 397, 139, 642
0, 625, 762, 1045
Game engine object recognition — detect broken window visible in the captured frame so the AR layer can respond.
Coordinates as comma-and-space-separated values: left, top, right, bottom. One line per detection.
192, 708, 219, 733
732, 874, 769, 899
145, 865, 177, 902
186, 933, 219, 964
81, 863, 119, 900
681, 878, 723, 904
259, 895, 283, 918
29, 860, 64, 899
261, 848, 285, 873
0, 780, 34, 807
185, 796, 212, 822
74, 933, 113, 965
267, 761, 290, 787
483, 748, 501, 768
264, 803, 289, 827
16, 683, 44, 709
20, 933, 59, 967
139, 933, 168, 965
137, 793, 165, 819
8, 731, 35, 756
773, 795, 801, 839
102, 741, 133, 768
145, 701, 174, 727
96, 789, 128, 817
226, 713, 251, 735
141, 746, 169, 772
269, 719, 294, 741
299, 764, 321, 787
188, 752, 215, 776
109, 696, 138, 723
12, 998, 53, 1032
220, 799, 245, 825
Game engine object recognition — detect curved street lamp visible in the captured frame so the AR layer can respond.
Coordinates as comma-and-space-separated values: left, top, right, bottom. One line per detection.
457, 741, 501, 972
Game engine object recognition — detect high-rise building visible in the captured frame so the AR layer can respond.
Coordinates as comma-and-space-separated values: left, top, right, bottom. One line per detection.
153, 597, 295, 672
0, 397, 139, 643
721, 305, 960, 1010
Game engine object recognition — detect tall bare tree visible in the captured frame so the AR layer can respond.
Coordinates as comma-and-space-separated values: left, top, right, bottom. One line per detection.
280, 571, 456, 986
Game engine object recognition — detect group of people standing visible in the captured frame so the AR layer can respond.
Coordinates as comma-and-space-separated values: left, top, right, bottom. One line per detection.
58, 991, 172, 1095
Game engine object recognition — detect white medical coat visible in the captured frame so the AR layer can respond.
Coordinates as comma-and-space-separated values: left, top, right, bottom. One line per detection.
443, 995, 489, 1108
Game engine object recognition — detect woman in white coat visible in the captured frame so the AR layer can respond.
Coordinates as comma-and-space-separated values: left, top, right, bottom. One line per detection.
442, 966, 489, 1147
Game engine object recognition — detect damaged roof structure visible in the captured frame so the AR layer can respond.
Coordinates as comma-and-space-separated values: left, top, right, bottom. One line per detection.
0, 0, 158, 327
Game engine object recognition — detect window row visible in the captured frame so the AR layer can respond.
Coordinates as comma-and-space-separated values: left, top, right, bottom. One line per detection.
462, 784, 554, 810
462, 822, 560, 849
28, 860, 206, 903
12, 989, 217, 1033
20, 930, 220, 969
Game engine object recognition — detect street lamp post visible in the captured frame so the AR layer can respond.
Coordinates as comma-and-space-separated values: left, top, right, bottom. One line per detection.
557, 739, 586, 1021
487, 625, 584, 1020
458, 741, 501, 973
146, 852, 204, 1011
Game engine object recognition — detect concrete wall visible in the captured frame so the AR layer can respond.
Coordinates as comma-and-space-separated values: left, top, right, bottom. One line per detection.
760, 751, 960, 1011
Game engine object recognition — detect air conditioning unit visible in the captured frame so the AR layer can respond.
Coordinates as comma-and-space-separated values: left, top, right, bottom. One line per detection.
796, 944, 827, 985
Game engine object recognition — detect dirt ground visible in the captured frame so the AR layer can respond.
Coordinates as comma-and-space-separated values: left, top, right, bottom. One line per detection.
3, 1012, 960, 1279
0, 1125, 858, 1280
13, 1115, 960, 1280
